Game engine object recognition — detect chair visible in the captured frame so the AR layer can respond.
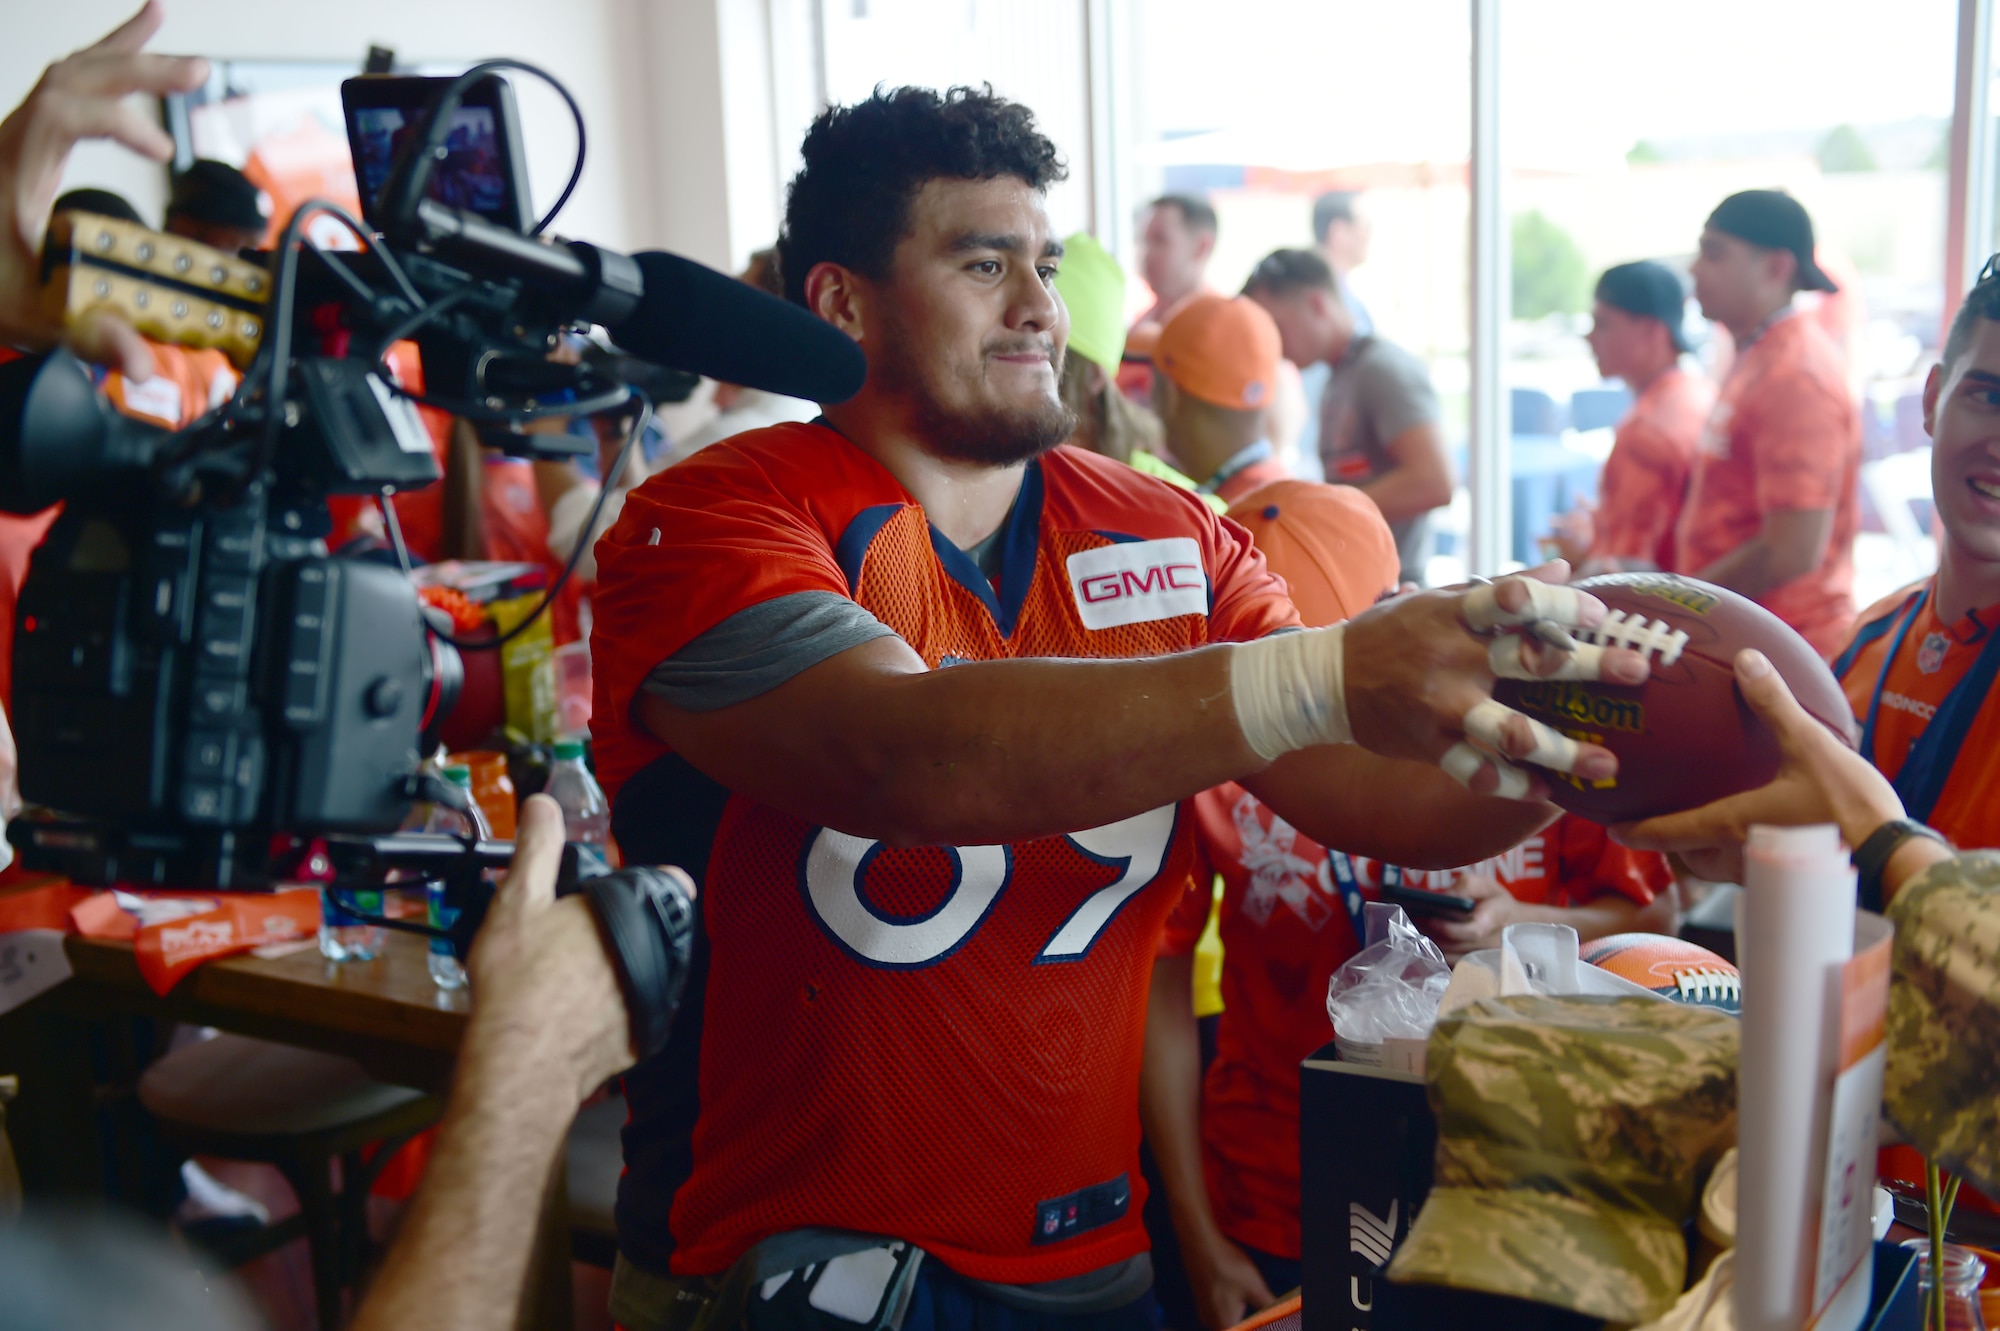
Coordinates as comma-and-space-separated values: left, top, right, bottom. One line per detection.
138, 1033, 441, 1330
1568, 385, 1632, 435
566, 1092, 626, 1269
1510, 387, 1566, 438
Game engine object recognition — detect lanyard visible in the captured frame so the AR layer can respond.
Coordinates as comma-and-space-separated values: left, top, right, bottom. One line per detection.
1198, 439, 1273, 496
1858, 587, 2000, 822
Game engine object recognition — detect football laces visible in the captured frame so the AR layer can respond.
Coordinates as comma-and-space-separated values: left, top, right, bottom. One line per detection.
1672, 965, 1741, 1007
1576, 610, 1689, 666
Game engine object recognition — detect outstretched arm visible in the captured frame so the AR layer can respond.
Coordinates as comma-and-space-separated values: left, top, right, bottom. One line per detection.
642, 573, 1649, 853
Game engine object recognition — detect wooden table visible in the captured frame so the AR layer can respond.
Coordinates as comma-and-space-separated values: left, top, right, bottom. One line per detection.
0, 925, 575, 1328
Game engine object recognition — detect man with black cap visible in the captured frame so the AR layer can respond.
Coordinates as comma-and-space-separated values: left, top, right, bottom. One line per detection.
1675, 189, 1859, 657
164, 158, 267, 253
1552, 261, 1714, 575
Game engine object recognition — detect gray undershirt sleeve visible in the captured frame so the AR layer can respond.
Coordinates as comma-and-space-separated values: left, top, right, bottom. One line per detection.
641, 590, 899, 713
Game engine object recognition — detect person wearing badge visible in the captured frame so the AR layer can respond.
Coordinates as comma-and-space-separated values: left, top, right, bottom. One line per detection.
1827, 254, 2000, 1220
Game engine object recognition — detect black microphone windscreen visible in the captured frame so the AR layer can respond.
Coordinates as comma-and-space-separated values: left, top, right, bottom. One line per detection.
607, 251, 867, 405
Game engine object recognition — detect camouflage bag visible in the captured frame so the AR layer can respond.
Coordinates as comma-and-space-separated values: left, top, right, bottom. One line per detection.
1386, 993, 1738, 1324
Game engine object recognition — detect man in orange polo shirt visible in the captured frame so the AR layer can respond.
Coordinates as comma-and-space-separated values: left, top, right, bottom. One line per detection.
1675, 190, 1860, 657
1553, 261, 1714, 574
1153, 295, 1290, 505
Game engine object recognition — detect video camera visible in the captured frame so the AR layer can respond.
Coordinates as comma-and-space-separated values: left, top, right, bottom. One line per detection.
0, 61, 863, 1050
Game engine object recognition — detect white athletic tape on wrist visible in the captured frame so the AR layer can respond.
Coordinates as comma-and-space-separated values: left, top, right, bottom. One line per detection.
1486, 635, 1610, 682
1463, 579, 1595, 632
1440, 741, 1532, 799
1229, 625, 1351, 762
1463, 698, 1584, 773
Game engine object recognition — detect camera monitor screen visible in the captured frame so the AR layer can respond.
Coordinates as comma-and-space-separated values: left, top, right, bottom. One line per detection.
343, 76, 533, 232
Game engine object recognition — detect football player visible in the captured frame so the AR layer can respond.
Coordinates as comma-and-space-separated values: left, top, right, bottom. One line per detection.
589, 86, 1651, 1331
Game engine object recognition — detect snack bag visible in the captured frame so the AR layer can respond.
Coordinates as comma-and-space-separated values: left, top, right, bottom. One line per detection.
489, 593, 559, 743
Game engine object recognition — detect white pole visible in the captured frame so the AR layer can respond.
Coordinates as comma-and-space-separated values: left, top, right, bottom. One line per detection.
1468, 0, 1510, 576
1946, 0, 1994, 332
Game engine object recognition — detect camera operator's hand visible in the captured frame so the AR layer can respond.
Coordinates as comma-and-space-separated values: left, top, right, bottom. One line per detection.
462, 793, 636, 1102
1340, 563, 1651, 797
0, 3, 207, 377
351, 793, 637, 1331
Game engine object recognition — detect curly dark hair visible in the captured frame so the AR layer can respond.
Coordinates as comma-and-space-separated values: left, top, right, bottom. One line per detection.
778, 85, 1067, 308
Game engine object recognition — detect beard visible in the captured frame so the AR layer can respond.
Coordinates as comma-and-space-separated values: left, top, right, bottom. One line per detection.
875, 323, 1077, 467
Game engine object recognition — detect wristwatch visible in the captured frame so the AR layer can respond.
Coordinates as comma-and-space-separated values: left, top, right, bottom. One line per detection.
1851, 818, 1948, 913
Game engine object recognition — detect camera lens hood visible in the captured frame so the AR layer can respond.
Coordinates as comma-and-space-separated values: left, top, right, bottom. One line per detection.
580, 865, 697, 1061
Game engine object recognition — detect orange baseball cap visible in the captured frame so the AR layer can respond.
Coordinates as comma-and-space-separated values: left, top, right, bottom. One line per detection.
1226, 479, 1399, 628
1155, 294, 1282, 412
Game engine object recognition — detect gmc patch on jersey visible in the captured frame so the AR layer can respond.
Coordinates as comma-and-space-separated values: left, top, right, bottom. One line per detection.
1066, 538, 1206, 631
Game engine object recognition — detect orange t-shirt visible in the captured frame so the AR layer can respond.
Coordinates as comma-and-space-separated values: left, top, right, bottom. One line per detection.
1589, 367, 1714, 570
1834, 578, 2000, 849
1672, 311, 1859, 657
1157, 792, 1667, 1259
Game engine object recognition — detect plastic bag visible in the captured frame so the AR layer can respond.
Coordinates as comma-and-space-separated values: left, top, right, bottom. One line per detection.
1326, 902, 1452, 1066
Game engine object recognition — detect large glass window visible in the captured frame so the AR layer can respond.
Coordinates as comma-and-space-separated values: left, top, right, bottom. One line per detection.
1503, 0, 1957, 601
819, 0, 1095, 237
1103, 0, 1959, 591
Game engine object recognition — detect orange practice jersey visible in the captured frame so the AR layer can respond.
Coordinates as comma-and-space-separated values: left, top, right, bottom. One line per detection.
1672, 312, 1859, 657
589, 424, 1298, 1285
1158, 790, 1667, 1259
1589, 366, 1713, 571
1834, 578, 2000, 848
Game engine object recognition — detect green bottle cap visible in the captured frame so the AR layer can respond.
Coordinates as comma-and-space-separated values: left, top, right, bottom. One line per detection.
444, 765, 472, 787
553, 739, 586, 761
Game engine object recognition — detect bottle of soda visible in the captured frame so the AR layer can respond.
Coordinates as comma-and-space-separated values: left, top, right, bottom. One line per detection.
424, 764, 491, 991
546, 739, 610, 866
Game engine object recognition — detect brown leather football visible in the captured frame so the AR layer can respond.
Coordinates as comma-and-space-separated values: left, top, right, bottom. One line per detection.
1490, 573, 1855, 822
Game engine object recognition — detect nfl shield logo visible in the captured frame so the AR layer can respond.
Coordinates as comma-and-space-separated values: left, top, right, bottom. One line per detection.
1919, 631, 1950, 675
1043, 1212, 1059, 1236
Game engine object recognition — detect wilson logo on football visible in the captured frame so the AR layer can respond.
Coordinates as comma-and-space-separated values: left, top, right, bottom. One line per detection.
1065, 537, 1207, 631
1623, 575, 1720, 617
1513, 680, 1645, 733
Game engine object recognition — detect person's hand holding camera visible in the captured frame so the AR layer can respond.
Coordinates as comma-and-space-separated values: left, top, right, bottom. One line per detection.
461, 793, 636, 1103
0, 2, 207, 377
351, 793, 638, 1331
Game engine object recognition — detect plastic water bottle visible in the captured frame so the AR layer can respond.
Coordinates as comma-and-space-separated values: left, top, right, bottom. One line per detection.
546, 739, 610, 866
424, 765, 491, 991
319, 884, 386, 963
